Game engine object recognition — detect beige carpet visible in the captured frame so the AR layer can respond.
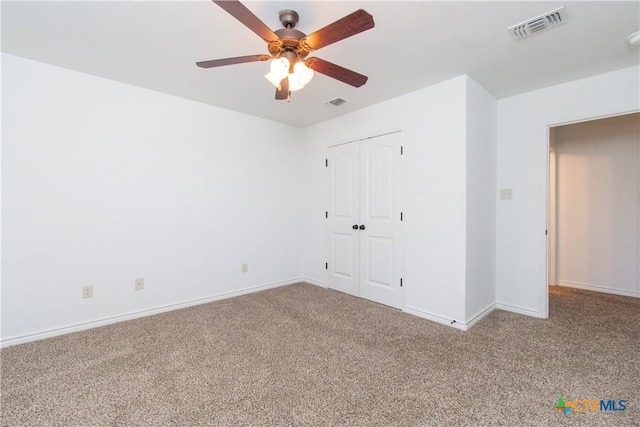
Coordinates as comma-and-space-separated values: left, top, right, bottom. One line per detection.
1, 283, 638, 426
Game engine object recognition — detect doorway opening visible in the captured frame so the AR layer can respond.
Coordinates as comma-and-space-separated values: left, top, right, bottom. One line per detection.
547, 112, 640, 314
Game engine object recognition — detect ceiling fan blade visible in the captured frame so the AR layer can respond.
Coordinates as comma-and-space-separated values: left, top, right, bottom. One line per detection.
275, 77, 289, 100
306, 58, 368, 88
196, 54, 270, 68
300, 9, 374, 52
213, 0, 280, 43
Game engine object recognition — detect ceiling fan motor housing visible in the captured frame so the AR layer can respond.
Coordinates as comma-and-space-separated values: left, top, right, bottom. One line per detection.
268, 10, 311, 62
271, 27, 309, 60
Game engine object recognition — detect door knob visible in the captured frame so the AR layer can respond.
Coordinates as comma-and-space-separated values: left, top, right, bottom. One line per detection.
359, 224, 366, 230
352, 224, 358, 230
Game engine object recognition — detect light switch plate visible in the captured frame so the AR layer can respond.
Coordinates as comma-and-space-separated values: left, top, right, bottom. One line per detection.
500, 189, 513, 200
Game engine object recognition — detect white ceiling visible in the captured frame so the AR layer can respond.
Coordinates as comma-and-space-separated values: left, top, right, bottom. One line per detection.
2, 1, 639, 127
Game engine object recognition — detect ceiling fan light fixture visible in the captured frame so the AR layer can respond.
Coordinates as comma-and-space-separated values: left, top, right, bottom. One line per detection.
288, 62, 314, 91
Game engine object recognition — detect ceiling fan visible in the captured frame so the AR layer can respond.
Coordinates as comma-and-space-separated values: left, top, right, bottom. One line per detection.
196, 0, 375, 101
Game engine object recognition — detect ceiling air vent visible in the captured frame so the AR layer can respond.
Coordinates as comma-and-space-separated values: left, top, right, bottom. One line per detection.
325, 98, 347, 107
508, 7, 568, 40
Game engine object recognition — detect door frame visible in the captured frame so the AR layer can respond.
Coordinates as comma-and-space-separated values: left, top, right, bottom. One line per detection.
540, 108, 640, 318
325, 128, 406, 310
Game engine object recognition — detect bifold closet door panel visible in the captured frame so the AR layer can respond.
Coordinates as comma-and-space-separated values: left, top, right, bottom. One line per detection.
326, 142, 360, 297
359, 132, 403, 309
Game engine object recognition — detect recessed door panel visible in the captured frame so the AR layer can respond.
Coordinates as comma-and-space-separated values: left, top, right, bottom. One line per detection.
366, 146, 394, 220
333, 153, 355, 218
365, 236, 393, 287
332, 233, 354, 278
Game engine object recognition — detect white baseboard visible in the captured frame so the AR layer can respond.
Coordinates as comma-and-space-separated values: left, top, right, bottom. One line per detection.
465, 303, 496, 329
404, 306, 468, 331
301, 277, 326, 288
556, 280, 640, 298
495, 302, 541, 317
404, 303, 496, 331
1, 277, 304, 348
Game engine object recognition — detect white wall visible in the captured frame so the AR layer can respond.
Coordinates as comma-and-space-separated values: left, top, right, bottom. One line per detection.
465, 78, 497, 322
496, 65, 640, 316
301, 76, 471, 325
554, 113, 639, 296
1, 54, 305, 344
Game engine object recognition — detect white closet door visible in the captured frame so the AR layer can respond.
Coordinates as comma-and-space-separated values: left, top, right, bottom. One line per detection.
326, 142, 360, 297
359, 132, 403, 308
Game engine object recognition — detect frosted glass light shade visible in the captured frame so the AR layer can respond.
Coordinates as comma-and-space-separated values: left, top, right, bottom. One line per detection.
288, 74, 305, 91
265, 58, 313, 92
293, 62, 314, 85
264, 71, 283, 89
270, 58, 290, 80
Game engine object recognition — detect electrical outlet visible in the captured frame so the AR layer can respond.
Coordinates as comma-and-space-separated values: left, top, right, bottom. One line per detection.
241, 263, 248, 273
500, 188, 513, 200
135, 278, 144, 291
82, 285, 93, 298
